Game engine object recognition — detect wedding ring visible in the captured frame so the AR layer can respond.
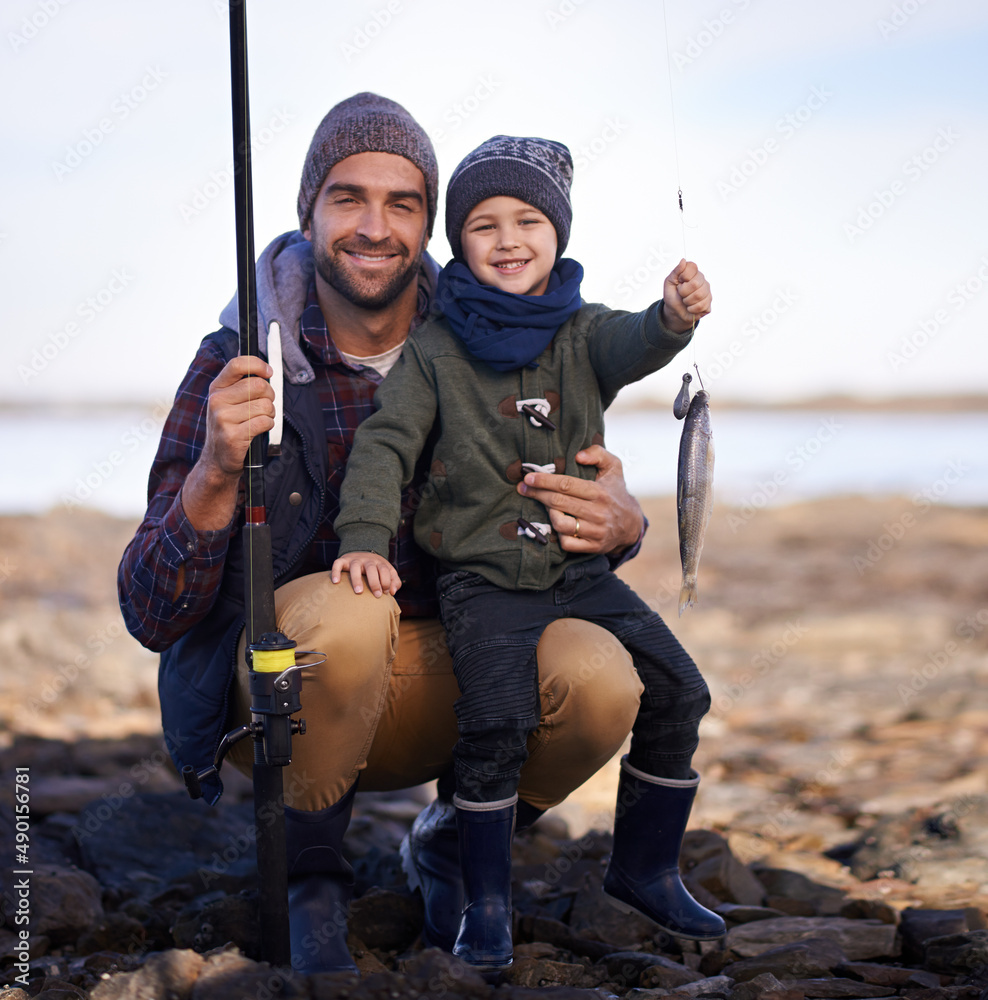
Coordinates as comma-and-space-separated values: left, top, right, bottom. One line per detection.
573, 518, 581, 539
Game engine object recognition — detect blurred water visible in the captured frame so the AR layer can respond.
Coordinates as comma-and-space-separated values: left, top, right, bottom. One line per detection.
3, 406, 986, 517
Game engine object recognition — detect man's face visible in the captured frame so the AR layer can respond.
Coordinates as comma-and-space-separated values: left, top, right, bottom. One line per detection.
304, 151, 430, 311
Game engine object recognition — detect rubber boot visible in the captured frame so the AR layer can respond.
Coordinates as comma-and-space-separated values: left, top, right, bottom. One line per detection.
401, 795, 542, 952
284, 784, 358, 973
603, 756, 726, 940
451, 795, 516, 971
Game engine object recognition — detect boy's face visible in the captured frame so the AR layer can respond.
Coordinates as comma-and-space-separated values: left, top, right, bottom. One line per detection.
460, 196, 557, 296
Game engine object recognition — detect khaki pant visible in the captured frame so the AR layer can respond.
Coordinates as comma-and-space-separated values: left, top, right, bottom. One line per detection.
229, 571, 644, 812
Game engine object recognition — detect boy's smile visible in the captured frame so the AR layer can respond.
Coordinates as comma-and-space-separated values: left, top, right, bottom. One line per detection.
460, 196, 558, 296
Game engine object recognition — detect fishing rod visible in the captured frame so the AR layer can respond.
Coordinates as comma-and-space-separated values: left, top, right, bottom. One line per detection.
183, 0, 307, 970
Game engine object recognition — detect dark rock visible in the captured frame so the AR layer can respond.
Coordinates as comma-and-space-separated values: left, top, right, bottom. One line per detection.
638, 958, 703, 990
729, 972, 805, 1000
753, 868, 846, 916
396, 948, 491, 998
899, 907, 969, 964
667, 973, 733, 996
722, 937, 847, 982
788, 978, 895, 997
307, 970, 361, 999
187, 947, 306, 1000
516, 915, 619, 961
73, 792, 258, 897
28, 978, 87, 999
698, 946, 738, 977
568, 873, 659, 948
503, 957, 608, 989
31, 864, 105, 943
347, 886, 423, 951
716, 903, 789, 925
838, 796, 988, 888
925, 929, 988, 974
90, 948, 205, 1000
681, 831, 765, 906
725, 917, 898, 961
605, 951, 700, 989
493, 988, 619, 1000
171, 892, 260, 958
907, 969, 946, 988
834, 960, 930, 986
75, 912, 147, 956
837, 899, 899, 925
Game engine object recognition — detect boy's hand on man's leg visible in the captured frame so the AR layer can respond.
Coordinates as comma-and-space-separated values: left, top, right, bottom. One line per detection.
332, 552, 402, 597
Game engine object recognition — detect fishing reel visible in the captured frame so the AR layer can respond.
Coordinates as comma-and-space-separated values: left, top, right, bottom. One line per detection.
182, 631, 324, 799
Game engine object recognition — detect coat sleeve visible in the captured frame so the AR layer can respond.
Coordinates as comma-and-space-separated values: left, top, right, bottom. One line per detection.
584, 301, 695, 408
117, 337, 238, 652
334, 337, 440, 557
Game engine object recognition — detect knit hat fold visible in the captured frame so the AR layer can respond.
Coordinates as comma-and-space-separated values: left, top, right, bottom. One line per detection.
297, 92, 439, 235
445, 135, 574, 261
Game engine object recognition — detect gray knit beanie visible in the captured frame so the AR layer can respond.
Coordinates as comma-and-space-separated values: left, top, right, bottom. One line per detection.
297, 92, 439, 235
445, 135, 573, 262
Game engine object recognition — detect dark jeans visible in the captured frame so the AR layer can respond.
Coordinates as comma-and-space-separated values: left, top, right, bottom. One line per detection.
437, 556, 710, 803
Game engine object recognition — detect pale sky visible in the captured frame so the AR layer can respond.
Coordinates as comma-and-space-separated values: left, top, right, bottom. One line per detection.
4, 0, 987, 407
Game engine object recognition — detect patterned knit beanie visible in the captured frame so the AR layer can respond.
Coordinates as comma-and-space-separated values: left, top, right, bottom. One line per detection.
297, 92, 439, 235
445, 135, 573, 261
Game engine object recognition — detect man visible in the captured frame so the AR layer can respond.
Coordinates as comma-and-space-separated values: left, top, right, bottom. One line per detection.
119, 93, 659, 974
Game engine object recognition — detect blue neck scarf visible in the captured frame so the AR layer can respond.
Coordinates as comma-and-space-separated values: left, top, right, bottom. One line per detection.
436, 258, 584, 371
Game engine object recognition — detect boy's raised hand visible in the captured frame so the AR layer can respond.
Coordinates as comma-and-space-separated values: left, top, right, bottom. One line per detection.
661, 258, 712, 332
331, 551, 402, 597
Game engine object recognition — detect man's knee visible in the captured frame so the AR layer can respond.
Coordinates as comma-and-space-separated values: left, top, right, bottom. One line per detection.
537, 618, 643, 730
276, 572, 399, 657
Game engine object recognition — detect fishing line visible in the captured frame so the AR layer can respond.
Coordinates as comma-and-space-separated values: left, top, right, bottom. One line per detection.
660, 0, 700, 380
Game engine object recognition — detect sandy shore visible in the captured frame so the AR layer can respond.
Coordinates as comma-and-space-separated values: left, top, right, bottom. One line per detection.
2, 495, 987, 893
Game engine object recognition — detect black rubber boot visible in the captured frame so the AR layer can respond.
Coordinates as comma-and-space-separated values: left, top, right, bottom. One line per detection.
284, 784, 358, 973
451, 796, 516, 971
603, 756, 726, 940
401, 794, 543, 952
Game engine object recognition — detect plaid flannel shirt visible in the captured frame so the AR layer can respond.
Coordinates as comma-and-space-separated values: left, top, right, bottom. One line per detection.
118, 282, 438, 653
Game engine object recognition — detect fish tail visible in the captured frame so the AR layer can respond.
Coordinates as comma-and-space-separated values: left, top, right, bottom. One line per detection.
679, 577, 698, 617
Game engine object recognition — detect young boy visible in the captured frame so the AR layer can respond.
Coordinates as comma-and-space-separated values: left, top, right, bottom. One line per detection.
332, 135, 724, 970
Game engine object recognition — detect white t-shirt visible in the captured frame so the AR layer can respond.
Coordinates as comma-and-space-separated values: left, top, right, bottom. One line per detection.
338, 341, 404, 379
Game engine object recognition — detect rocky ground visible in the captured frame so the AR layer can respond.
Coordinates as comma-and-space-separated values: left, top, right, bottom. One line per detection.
1, 495, 987, 998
